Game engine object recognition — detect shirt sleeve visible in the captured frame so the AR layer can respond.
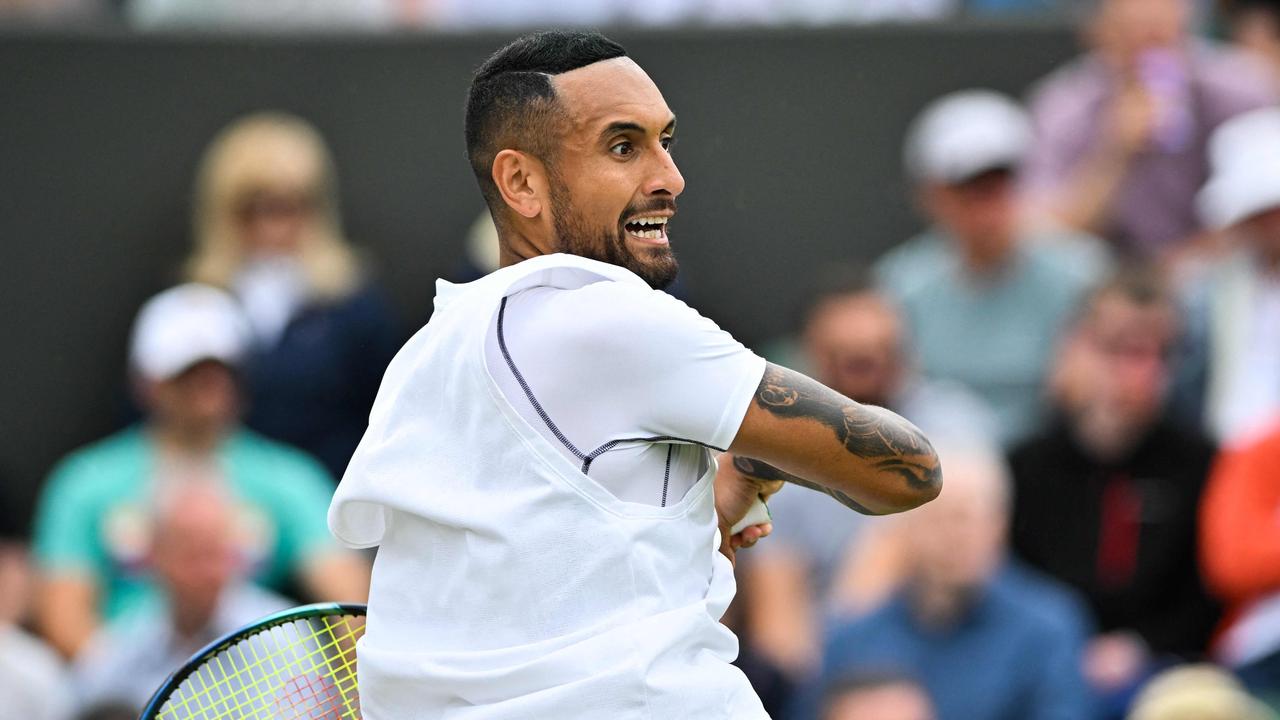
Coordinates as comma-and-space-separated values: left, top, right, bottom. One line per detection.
31, 455, 101, 576
531, 281, 766, 452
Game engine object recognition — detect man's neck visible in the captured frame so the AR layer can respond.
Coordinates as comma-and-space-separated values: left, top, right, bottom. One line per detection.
150, 422, 226, 456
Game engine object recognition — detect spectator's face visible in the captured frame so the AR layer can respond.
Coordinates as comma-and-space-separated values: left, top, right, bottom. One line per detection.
146, 360, 240, 434
1238, 206, 1280, 262
545, 58, 685, 290
825, 683, 936, 720
150, 489, 239, 624
903, 461, 1006, 594
1063, 294, 1176, 430
803, 293, 904, 407
1093, 0, 1189, 70
923, 169, 1017, 258
236, 187, 316, 256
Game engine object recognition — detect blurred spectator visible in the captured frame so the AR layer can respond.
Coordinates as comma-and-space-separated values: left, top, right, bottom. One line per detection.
31, 284, 368, 659
0, 0, 108, 23
815, 442, 1092, 720
0, 479, 71, 720
1220, 0, 1280, 92
1180, 108, 1280, 445
876, 89, 1109, 448
740, 269, 997, 687
1022, 0, 1275, 259
184, 112, 400, 481
822, 671, 937, 720
1126, 664, 1276, 720
73, 480, 290, 713
127, 0, 398, 30
1202, 422, 1280, 703
1010, 269, 1220, 699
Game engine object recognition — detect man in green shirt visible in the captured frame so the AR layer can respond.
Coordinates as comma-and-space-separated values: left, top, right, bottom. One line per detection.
32, 284, 369, 658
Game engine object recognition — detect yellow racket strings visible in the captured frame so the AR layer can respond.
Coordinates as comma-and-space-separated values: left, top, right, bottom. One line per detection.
157, 613, 364, 720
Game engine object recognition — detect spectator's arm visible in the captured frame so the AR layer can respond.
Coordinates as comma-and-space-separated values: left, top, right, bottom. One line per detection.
277, 452, 370, 603
34, 573, 98, 659
1201, 444, 1280, 601
30, 457, 104, 658
740, 547, 820, 679
299, 551, 369, 604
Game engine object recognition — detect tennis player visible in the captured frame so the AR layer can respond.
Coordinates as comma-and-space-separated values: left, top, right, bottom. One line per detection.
329, 31, 941, 719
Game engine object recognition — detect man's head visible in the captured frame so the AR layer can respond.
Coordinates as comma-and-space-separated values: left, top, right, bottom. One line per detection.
148, 481, 242, 635
801, 269, 907, 407
898, 442, 1011, 614
1086, 0, 1192, 71
822, 671, 936, 720
465, 32, 685, 289
130, 284, 250, 438
1052, 269, 1179, 460
904, 91, 1031, 269
1200, 108, 1280, 266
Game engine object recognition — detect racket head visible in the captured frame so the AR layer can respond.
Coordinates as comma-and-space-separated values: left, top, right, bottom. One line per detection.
139, 602, 367, 720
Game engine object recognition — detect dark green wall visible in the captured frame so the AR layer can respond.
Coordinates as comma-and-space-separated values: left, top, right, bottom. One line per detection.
0, 25, 1079, 519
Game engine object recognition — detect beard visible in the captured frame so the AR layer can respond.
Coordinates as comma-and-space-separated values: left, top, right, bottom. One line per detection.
549, 181, 679, 291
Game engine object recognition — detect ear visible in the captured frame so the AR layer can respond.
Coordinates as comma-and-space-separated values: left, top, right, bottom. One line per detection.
492, 149, 547, 220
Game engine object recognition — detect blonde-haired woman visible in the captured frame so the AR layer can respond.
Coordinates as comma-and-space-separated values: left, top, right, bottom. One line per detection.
185, 111, 399, 480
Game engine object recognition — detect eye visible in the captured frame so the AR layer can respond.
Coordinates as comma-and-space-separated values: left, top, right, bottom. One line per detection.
661, 136, 676, 152
609, 140, 634, 157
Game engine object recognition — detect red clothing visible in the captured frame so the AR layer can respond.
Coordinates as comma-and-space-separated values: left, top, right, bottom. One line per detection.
1201, 427, 1280, 606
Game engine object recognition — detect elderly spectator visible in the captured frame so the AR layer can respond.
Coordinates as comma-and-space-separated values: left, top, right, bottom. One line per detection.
0, 480, 71, 720
815, 443, 1092, 720
876, 89, 1109, 448
1180, 108, 1280, 445
1126, 665, 1276, 720
740, 269, 997, 688
184, 112, 400, 481
1010, 270, 1220, 700
822, 671, 937, 720
73, 480, 291, 714
31, 284, 368, 659
1023, 0, 1275, 259
1202, 422, 1280, 702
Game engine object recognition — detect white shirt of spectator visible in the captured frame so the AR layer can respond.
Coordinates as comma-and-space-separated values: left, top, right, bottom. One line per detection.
330, 253, 768, 719
1217, 275, 1280, 445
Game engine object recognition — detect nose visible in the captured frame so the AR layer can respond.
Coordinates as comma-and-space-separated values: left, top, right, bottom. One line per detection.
643, 143, 685, 198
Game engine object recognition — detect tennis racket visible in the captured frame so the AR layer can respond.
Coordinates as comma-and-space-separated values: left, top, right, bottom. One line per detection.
139, 602, 367, 720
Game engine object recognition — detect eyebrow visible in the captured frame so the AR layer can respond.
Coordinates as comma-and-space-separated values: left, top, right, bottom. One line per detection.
598, 116, 677, 141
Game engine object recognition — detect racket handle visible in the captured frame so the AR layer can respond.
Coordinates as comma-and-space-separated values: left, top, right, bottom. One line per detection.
730, 497, 771, 535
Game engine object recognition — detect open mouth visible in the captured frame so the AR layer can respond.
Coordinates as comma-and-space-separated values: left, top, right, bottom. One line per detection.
624, 215, 670, 243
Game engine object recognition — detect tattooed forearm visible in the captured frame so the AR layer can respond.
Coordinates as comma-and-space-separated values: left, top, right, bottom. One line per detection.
754, 364, 942, 494
732, 455, 885, 515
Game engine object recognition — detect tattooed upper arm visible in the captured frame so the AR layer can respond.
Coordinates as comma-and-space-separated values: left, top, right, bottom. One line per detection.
733, 363, 942, 513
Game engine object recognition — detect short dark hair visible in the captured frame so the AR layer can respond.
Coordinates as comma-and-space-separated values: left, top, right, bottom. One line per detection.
464, 31, 627, 212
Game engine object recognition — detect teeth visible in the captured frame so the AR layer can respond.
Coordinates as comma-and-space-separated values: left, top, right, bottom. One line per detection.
631, 228, 664, 239
630, 216, 668, 227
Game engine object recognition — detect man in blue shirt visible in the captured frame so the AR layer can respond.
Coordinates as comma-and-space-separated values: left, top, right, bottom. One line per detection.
817, 442, 1092, 720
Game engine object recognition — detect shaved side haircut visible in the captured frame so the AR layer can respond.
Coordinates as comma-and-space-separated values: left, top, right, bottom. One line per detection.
463, 31, 627, 214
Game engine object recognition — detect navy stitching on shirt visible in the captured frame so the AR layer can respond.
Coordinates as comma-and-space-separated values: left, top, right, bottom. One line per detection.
580, 435, 726, 475
662, 445, 674, 507
498, 294, 728, 479
497, 296, 587, 462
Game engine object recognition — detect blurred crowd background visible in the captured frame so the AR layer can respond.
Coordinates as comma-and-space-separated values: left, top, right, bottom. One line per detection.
6, 0, 1280, 718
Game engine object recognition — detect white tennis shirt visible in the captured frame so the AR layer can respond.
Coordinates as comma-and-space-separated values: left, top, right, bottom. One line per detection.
330, 253, 768, 719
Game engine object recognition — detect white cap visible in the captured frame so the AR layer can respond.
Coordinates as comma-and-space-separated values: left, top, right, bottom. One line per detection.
129, 284, 250, 382
1198, 107, 1280, 230
904, 89, 1033, 184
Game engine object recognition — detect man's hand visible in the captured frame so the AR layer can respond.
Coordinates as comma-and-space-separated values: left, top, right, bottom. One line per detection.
715, 453, 784, 565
